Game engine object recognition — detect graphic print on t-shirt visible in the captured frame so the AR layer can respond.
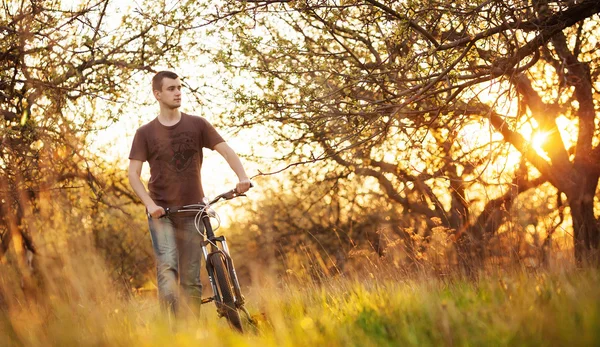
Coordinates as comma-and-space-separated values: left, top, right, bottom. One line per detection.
153, 131, 199, 174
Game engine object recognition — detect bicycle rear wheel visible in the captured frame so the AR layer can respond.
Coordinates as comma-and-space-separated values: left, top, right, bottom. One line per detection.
209, 252, 243, 332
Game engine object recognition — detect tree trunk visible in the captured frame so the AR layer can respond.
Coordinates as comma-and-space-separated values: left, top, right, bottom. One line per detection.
567, 172, 600, 263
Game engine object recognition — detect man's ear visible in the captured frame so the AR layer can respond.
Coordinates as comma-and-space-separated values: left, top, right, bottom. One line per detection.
153, 89, 161, 100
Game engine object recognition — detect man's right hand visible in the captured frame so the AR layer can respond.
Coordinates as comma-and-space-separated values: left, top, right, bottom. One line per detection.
147, 204, 165, 219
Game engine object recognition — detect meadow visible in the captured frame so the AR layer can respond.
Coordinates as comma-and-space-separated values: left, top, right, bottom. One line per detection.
2, 255, 598, 347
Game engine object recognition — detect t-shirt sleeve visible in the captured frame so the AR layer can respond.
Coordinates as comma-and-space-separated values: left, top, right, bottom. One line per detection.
200, 117, 225, 150
129, 128, 148, 161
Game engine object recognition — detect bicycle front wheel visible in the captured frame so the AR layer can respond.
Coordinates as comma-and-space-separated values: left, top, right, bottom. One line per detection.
210, 252, 243, 332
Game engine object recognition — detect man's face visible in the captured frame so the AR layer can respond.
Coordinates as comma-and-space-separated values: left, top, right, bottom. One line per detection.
154, 77, 182, 109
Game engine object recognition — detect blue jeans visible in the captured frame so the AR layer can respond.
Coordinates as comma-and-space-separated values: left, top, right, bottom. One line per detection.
148, 214, 203, 317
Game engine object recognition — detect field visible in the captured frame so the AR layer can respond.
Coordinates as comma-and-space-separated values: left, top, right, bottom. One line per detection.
2, 259, 598, 347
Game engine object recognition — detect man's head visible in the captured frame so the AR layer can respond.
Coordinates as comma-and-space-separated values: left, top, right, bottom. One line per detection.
152, 71, 182, 109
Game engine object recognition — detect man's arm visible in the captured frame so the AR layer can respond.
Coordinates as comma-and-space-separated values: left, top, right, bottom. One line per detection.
128, 159, 165, 218
214, 142, 251, 193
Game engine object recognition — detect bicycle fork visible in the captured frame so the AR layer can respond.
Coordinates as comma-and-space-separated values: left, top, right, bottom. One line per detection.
201, 237, 253, 321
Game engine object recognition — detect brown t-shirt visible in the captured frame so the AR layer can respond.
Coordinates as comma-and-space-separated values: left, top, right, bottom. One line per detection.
128, 113, 225, 208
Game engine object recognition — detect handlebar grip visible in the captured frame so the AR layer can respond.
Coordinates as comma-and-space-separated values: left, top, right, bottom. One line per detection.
232, 181, 253, 195
148, 207, 170, 219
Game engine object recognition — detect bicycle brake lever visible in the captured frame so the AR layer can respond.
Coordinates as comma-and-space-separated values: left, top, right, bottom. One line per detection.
222, 190, 236, 200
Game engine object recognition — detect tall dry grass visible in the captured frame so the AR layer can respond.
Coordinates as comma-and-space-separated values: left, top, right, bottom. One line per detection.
1, 192, 598, 346
2, 239, 599, 347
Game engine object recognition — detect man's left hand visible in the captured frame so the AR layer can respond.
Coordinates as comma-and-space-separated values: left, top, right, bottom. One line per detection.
236, 179, 252, 194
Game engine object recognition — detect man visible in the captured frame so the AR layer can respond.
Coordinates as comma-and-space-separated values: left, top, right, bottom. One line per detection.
128, 71, 251, 317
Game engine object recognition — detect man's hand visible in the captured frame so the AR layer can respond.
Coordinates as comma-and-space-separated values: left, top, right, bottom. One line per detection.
147, 203, 166, 219
236, 179, 252, 194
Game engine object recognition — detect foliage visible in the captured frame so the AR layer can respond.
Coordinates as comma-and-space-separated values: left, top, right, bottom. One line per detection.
2, 2, 600, 344
205, 0, 600, 264
227, 176, 577, 283
0, 0, 214, 282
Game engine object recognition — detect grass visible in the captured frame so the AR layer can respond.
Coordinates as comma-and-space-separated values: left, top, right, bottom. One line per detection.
1, 264, 599, 346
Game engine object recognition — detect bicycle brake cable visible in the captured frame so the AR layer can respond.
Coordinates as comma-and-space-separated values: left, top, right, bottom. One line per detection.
193, 203, 222, 248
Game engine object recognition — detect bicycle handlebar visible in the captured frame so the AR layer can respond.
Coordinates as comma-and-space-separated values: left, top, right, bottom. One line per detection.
157, 183, 253, 217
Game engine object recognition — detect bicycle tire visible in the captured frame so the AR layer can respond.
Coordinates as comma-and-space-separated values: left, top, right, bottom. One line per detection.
210, 252, 244, 332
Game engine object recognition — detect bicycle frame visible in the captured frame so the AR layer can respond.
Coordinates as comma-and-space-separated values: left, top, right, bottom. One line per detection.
160, 187, 252, 326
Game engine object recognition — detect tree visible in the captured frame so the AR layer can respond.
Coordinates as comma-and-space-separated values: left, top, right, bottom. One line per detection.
0, 0, 202, 270
208, 0, 600, 264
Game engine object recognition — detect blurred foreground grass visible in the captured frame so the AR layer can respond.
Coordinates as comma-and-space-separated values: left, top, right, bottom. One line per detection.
1, 263, 599, 346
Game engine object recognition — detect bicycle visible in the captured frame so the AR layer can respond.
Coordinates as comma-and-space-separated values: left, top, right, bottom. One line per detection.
160, 186, 253, 332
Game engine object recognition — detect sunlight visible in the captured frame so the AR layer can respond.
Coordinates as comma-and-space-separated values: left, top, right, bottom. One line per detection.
503, 149, 522, 172
531, 131, 550, 160
500, 129, 551, 171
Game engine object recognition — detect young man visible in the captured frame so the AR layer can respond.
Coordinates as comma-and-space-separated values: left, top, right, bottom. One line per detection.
128, 71, 251, 317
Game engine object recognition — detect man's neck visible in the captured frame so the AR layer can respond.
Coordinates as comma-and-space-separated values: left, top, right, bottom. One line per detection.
157, 107, 181, 126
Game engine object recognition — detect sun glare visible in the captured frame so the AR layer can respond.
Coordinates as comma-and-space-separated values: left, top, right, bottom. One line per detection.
531, 131, 550, 160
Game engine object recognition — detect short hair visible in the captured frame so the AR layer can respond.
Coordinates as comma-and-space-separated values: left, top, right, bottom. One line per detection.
152, 71, 179, 92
